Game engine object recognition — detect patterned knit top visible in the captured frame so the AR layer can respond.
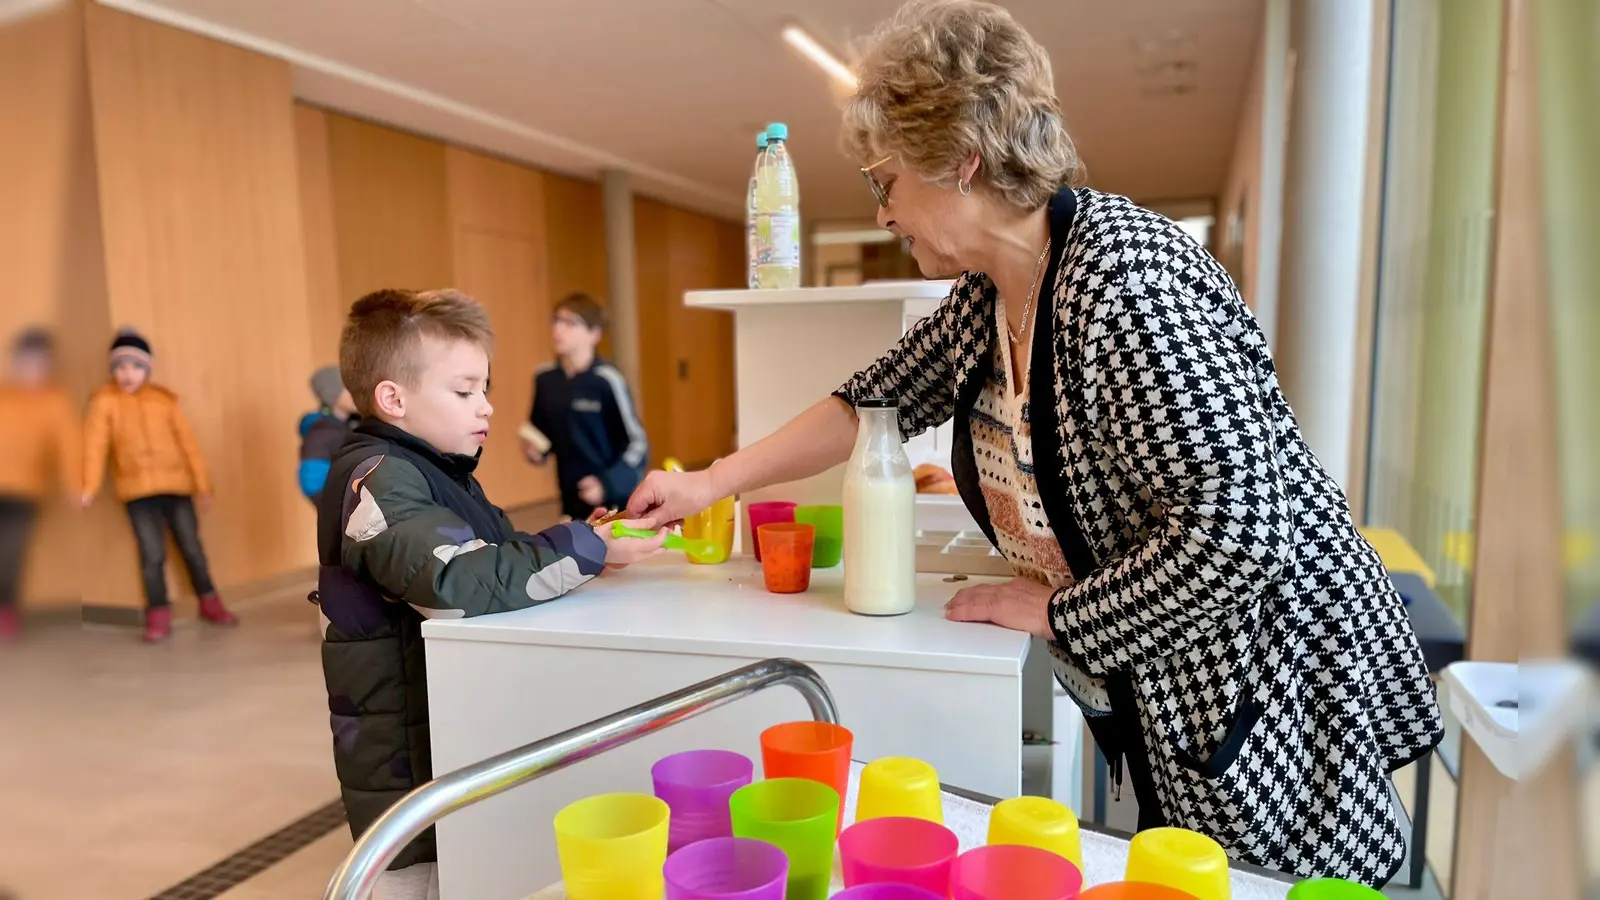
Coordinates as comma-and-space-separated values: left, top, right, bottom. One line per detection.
972, 294, 1110, 713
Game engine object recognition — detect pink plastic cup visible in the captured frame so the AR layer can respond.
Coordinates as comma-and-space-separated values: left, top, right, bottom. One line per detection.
651, 749, 754, 852
840, 816, 960, 893
835, 886, 950, 900
952, 844, 1083, 900
663, 836, 789, 900
746, 501, 797, 562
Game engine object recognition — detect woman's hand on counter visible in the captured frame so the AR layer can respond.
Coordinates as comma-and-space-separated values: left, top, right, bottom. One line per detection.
625, 468, 719, 530
943, 577, 1055, 640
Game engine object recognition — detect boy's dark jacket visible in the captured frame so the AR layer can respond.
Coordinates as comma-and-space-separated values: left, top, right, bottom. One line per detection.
314, 419, 607, 867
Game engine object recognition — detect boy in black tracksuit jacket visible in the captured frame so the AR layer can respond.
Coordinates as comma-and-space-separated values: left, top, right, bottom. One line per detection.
524, 293, 649, 521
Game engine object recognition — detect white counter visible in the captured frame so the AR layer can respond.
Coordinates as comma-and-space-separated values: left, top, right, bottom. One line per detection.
423, 557, 1032, 900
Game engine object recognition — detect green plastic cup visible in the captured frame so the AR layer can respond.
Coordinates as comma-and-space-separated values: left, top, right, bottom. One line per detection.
1287, 879, 1386, 900
728, 777, 840, 900
795, 505, 843, 568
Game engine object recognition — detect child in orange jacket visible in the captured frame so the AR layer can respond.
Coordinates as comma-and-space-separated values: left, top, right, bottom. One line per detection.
82, 328, 237, 642
0, 329, 79, 640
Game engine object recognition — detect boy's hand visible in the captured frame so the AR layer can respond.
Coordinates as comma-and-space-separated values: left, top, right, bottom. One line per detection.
577, 476, 604, 507
597, 518, 667, 570
522, 440, 547, 465
196, 494, 214, 514
79, 492, 93, 510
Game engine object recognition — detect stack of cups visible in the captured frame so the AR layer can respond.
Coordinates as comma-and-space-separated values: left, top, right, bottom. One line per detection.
650, 749, 754, 853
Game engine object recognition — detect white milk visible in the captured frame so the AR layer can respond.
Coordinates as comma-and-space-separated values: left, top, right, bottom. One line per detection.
842, 400, 918, 616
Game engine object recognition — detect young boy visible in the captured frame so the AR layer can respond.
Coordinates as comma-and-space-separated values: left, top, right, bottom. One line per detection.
525, 292, 649, 521
298, 365, 358, 504
83, 328, 237, 643
317, 289, 663, 894
0, 329, 79, 640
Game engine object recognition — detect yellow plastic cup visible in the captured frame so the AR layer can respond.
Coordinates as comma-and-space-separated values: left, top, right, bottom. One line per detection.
856, 757, 944, 824
683, 494, 735, 565
986, 795, 1082, 870
553, 792, 671, 900
1124, 827, 1231, 900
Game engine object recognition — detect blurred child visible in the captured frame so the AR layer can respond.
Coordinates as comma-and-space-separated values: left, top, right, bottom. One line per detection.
298, 365, 358, 503
316, 289, 664, 894
0, 329, 79, 639
82, 328, 237, 643
525, 292, 649, 521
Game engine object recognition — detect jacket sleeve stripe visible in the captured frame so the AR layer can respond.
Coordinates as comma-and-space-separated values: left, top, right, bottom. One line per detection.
596, 365, 649, 469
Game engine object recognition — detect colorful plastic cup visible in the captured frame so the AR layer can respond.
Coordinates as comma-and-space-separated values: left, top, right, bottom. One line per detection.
840, 816, 960, 892
835, 885, 950, 900
952, 844, 1083, 900
1286, 879, 1386, 900
856, 756, 944, 823
728, 777, 840, 900
552, 792, 670, 900
758, 522, 815, 593
651, 749, 754, 852
795, 504, 844, 567
746, 501, 797, 561
1124, 828, 1231, 900
759, 720, 853, 832
986, 795, 1082, 869
663, 836, 789, 900
1079, 885, 1199, 900
684, 494, 736, 565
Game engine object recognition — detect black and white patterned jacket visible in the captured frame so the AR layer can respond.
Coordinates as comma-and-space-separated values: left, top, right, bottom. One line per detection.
837, 188, 1442, 885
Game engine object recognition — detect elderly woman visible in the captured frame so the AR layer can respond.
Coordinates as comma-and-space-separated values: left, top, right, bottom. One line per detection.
629, 0, 1441, 885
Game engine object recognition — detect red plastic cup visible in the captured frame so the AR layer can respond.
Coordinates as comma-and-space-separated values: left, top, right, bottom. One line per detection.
746, 501, 797, 561
650, 749, 754, 852
952, 844, 1083, 900
759, 720, 853, 832
1079, 885, 1199, 900
835, 886, 950, 900
840, 816, 960, 892
758, 523, 814, 593
663, 836, 789, 900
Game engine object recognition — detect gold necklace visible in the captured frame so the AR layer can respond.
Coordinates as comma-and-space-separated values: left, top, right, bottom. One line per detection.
1007, 237, 1051, 345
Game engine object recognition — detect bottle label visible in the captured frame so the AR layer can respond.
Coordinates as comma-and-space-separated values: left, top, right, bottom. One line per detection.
765, 211, 799, 267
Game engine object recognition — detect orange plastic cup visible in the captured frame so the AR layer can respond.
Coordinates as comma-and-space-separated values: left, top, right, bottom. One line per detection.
758, 523, 814, 593
759, 720, 853, 832
1080, 885, 1198, 900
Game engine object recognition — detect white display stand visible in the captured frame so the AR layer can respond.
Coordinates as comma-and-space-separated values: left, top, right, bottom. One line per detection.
424, 557, 1031, 900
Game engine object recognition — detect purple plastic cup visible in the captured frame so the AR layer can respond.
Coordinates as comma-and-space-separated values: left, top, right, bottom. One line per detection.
663, 836, 789, 900
835, 884, 950, 900
651, 749, 755, 852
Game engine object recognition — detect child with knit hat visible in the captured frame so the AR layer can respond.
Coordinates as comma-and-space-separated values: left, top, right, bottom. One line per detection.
298, 365, 358, 503
83, 327, 237, 642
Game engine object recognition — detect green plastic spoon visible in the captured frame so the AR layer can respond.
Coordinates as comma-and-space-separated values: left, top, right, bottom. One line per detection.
611, 522, 722, 564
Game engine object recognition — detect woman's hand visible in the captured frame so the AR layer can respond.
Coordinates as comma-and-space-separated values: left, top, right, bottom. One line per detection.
943, 577, 1057, 640
625, 468, 719, 531
596, 518, 667, 569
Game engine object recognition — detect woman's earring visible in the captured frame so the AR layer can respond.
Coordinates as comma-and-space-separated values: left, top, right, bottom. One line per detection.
958, 179, 972, 196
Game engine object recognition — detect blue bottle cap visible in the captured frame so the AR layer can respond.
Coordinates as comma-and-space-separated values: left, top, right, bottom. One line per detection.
757, 132, 769, 149
766, 122, 789, 141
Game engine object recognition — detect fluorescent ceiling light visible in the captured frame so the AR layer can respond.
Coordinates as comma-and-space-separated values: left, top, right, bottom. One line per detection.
782, 25, 857, 90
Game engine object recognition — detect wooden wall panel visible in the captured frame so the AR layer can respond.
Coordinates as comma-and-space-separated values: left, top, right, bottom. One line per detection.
83, 5, 316, 607
325, 114, 453, 301
542, 174, 610, 353
294, 105, 345, 369
445, 147, 557, 508
633, 198, 674, 467
0, 0, 109, 607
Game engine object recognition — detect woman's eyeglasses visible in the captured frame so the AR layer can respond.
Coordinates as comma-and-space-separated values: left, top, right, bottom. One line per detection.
860, 156, 893, 207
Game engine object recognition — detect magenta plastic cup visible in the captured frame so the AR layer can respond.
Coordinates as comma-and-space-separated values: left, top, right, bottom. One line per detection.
953, 844, 1084, 900
840, 816, 959, 892
663, 836, 789, 900
835, 885, 950, 900
651, 749, 754, 852
746, 501, 797, 562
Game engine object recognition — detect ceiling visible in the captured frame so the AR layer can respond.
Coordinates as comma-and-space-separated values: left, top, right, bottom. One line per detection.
98, 0, 1264, 221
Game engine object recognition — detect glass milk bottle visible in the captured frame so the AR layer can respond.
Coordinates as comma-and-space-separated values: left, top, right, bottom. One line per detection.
842, 398, 917, 616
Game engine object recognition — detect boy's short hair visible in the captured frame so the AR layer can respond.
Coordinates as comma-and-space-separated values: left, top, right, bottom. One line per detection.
340, 289, 493, 417
554, 292, 608, 332
11, 327, 54, 358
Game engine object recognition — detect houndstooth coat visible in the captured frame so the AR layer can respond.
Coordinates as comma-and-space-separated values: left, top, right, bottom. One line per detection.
837, 188, 1443, 885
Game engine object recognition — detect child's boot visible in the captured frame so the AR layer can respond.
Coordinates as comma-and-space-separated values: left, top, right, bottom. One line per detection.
142, 606, 172, 643
197, 593, 238, 627
0, 606, 20, 641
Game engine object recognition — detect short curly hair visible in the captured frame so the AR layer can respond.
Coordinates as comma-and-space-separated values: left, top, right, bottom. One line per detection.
841, 0, 1084, 210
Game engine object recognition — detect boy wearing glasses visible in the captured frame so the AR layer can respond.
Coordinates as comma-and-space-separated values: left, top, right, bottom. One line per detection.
525, 293, 649, 521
